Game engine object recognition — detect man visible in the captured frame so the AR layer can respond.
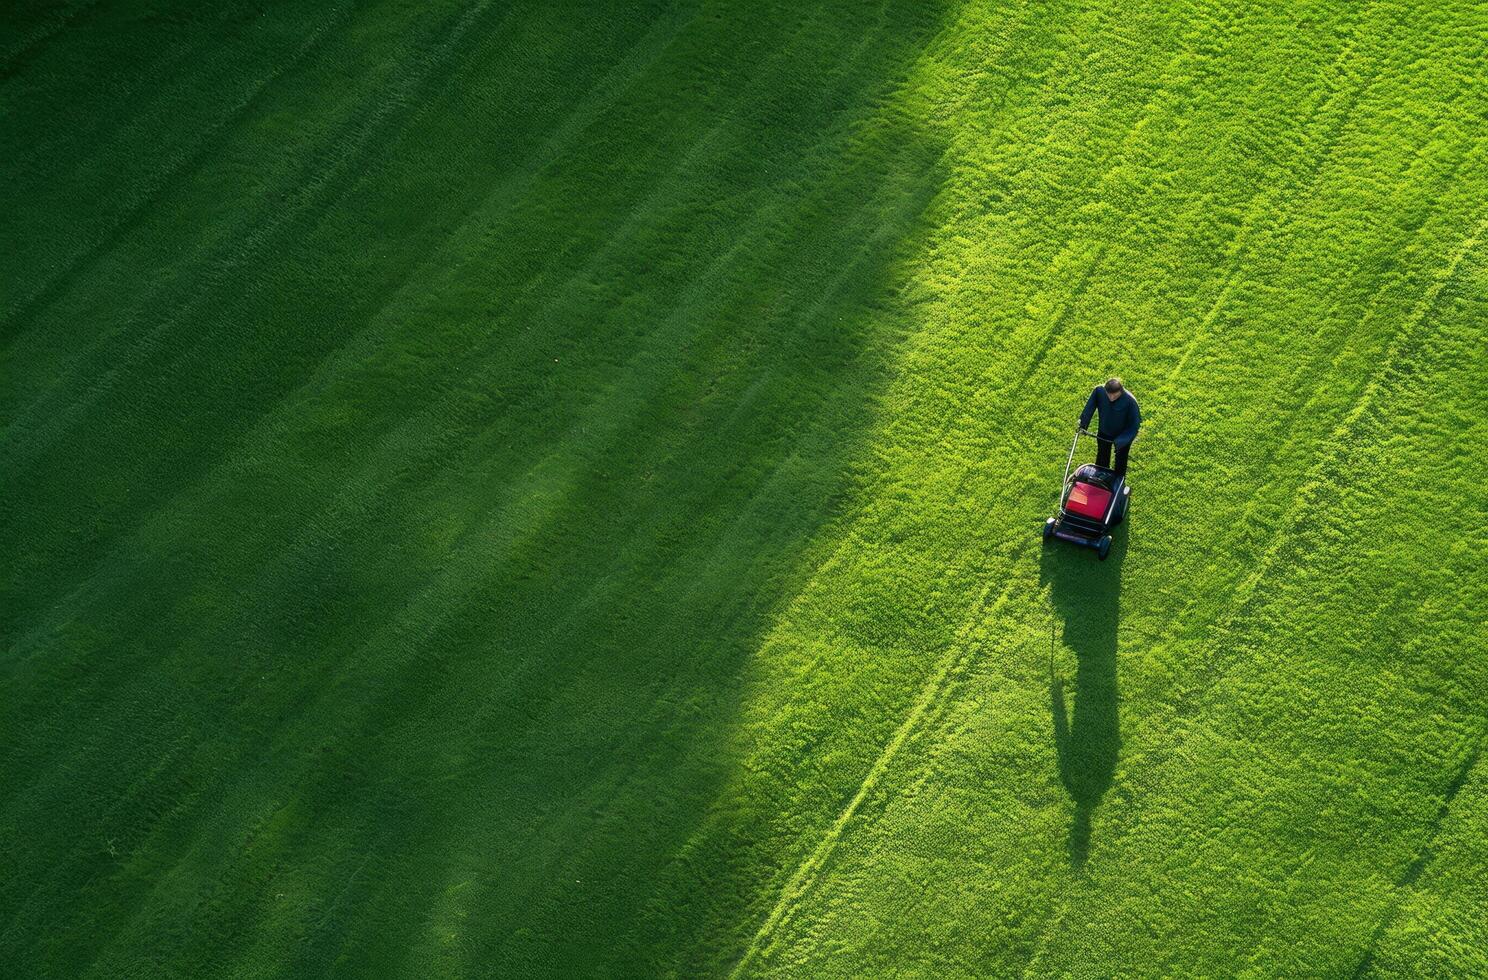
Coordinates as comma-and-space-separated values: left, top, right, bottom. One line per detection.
1079, 376, 1141, 476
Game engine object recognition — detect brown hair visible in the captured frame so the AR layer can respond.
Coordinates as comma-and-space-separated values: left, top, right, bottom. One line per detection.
1104, 377, 1124, 394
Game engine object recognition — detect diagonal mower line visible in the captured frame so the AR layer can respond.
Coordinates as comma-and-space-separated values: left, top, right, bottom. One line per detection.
1, 159, 770, 792
822, 0, 1195, 503
1171, 213, 1485, 634
1158, 0, 1381, 401
0, 5, 726, 914
730, 570, 1023, 978
245, 107, 952, 894
939, 0, 1369, 459
1010, 134, 1488, 975
1018, 212, 1488, 977
0, 0, 102, 79
388, 23, 1016, 928
759, 0, 1375, 766
1, 0, 358, 341
1122, 141, 1488, 639
20, 0, 928, 660
0, 3, 704, 651
3, 0, 509, 463
1029, 0, 1425, 637
925, 2, 1212, 446
1070, 194, 1488, 776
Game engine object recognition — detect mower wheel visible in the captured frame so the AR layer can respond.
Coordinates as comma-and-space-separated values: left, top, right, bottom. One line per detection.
1043, 518, 1055, 541
1097, 535, 1111, 560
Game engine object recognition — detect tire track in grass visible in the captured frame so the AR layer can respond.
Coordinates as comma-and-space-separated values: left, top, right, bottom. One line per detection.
834, 0, 1200, 544
1014, 245, 1106, 387
1134, 238, 1482, 971
1019, 211, 1487, 976
989, 0, 1376, 435
1032, 130, 1485, 871
1174, 211, 1485, 681
1333, 234, 1488, 976
1161, 0, 1382, 392
731, 571, 1024, 978
1022, 0, 1409, 751
0, 0, 358, 342
928, 231, 1476, 975
1129, 135, 1473, 576
1126, 130, 1480, 614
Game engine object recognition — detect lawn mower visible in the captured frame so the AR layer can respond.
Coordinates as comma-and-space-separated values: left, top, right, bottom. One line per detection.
1042, 428, 1129, 560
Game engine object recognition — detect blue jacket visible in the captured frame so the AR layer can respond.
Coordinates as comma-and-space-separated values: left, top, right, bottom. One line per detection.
1079, 386, 1141, 447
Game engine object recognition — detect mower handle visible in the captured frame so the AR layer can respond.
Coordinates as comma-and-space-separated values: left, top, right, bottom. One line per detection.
1062, 427, 1121, 492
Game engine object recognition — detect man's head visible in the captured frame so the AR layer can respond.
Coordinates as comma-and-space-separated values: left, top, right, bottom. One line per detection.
1104, 376, 1124, 401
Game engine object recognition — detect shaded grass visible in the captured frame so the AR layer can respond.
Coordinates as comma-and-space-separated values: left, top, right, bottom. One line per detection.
2, 1, 966, 976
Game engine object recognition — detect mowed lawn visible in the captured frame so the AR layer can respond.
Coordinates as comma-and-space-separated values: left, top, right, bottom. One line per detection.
4, 0, 1487, 976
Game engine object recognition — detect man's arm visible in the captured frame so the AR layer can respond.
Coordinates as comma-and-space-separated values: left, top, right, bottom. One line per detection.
1115, 398, 1141, 447
1078, 387, 1099, 430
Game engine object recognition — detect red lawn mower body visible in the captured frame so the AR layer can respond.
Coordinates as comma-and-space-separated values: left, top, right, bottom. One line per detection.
1042, 430, 1129, 560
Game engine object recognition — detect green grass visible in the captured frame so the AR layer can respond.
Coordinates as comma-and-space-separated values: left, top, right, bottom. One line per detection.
3, 1, 1486, 976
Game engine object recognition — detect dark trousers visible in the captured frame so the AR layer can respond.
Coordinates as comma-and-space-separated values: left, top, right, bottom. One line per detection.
1096, 440, 1129, 476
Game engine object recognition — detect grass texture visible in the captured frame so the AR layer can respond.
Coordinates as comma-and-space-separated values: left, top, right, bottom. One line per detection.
4, 1, 1487, 976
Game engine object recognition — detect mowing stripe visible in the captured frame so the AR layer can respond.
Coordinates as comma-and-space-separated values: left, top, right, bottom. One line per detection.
731, 571, 1022, 977
4, 0, 508, 461
0, 0, 101, 78
0, 0, 358, 342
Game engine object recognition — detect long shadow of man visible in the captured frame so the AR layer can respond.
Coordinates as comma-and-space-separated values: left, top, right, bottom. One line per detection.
1041, 531, 1125, 868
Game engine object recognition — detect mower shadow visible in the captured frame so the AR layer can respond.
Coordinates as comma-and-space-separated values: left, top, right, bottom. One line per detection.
1041, 526, 1126, 868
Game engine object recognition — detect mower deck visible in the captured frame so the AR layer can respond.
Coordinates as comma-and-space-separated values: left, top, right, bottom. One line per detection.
1042, 433, 1130, 560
